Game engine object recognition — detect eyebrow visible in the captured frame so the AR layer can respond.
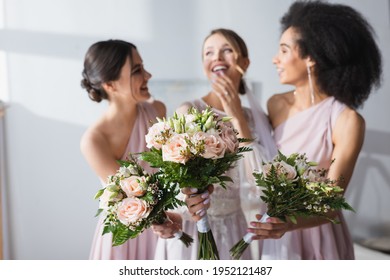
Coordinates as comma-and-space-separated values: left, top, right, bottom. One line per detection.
280, 43, 291, 48
204, 43, 231, 50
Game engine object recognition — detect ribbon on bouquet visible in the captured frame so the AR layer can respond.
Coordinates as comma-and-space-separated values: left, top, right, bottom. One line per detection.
229, 213, 270, 260
242, 213, 270, 243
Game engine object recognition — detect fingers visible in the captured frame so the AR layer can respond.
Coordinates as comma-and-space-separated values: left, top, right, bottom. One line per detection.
212, 73, 235, 98
151, 213, 182, 239
247, 215, 289, 240
182, 187, 212, 222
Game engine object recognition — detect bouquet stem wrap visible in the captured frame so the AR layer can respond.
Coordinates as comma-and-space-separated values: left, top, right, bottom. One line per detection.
230, 213, 269, 260
196, 214, 219, 260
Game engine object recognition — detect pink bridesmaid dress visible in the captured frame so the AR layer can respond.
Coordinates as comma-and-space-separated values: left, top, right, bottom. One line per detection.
89, 101, 158, 260
261, 97, 355, 259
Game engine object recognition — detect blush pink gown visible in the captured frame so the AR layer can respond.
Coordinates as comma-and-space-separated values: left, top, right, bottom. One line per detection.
261, 97, 355, 259
89, 102, 158, 260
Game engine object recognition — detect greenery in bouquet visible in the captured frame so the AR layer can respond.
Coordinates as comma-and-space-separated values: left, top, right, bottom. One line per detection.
230, 150, 355, 259
140, 106, 252, 260
94, 155, 193, 247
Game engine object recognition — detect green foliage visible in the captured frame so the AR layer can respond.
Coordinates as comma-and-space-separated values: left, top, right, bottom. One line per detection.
94, 155, 187, 247
253, 150, 355, 223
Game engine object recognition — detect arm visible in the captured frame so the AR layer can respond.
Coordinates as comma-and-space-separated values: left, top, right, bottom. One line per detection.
80, 128, 119, 183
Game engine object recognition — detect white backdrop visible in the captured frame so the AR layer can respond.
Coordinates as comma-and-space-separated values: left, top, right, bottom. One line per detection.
0, 0, 389, 259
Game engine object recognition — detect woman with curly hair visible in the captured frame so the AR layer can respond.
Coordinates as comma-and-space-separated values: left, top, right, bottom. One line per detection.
248, 1, 382, 259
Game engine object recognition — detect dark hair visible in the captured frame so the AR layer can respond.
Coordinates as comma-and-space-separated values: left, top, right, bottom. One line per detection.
280, 0, 382, 108
81, 40, 136, 102
204, 28, 249, 94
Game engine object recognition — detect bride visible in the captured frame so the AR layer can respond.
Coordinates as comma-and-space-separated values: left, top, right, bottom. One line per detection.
152, 28, 276, 260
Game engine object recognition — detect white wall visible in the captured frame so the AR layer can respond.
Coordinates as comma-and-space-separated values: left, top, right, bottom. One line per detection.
0, 0, 388, 259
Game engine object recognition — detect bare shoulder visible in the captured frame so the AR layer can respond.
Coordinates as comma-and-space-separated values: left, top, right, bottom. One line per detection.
80, 123, 109, 159
151, 99, 166, 118
267, 92, 291, 113
336, 107, 365, 131
333, 107, 365, 145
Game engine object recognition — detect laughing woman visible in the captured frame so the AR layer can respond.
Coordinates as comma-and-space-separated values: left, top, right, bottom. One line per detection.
80, 40, 166, 259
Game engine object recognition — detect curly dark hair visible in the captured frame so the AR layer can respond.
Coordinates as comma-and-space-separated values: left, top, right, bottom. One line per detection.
81, 40, 136, 102
280, 0, 382, 108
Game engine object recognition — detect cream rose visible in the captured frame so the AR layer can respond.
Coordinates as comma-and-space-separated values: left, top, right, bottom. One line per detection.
120, 176, 146, 197
116, 197, 151, 226
162, 133, 190, 164
145, 122, 171, 149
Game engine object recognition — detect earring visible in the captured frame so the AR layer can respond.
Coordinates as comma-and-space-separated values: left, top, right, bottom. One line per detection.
307, 65, 315, 105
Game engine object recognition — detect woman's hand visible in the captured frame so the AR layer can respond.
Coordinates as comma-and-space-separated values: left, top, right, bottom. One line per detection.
182, 185, 214, 222
151, 212, 183, 239
247, 214, 290, 240
211, 72, 243, 119
211, 72, 252, 140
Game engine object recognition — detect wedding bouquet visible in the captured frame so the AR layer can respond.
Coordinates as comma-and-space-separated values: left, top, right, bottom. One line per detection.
94, 155, 193, 247
141, 106, 252, 260
230, 151, 355, 259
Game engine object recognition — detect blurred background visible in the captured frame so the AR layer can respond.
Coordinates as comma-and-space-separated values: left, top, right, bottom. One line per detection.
0, 0, 389, 259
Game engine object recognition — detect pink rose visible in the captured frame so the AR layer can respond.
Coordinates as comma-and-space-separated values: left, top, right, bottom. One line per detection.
219, 122, 239, 153
201, 133, 227, 159
116, 197, 151, 226
145, 122, 172, 149
120, 176, 146, 197
262, 161, 297, 180
162, 133, 190, 164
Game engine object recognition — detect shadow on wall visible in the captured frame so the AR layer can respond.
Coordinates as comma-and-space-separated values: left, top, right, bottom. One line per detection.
4, 103, 98, 259
345, 129, 390, 241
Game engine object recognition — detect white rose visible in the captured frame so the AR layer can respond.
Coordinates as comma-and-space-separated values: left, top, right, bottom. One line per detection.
145, 122, 171, 149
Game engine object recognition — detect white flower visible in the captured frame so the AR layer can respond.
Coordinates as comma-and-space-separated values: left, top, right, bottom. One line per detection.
145, 122, 172, 149
99, 188, 123, 211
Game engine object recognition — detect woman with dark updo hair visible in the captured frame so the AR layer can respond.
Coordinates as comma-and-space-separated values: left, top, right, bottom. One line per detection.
80, 39, 168, 259
248, 1, 382, 259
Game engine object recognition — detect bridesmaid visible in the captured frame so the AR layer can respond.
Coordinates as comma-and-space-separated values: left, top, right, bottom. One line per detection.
249, 1, 382, 259
80, 39, 168, 259
152, 28, 276, 260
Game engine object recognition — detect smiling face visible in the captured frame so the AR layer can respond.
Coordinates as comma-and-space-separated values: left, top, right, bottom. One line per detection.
202, 32, 248, 84
273, 27, 309, 87
111, 49, 152, 103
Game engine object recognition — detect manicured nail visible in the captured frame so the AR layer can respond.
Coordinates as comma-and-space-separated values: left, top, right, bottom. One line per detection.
201, 191, 209, 198
190, 188, 198, 193
203, 198, 210, 205
199, 209, 206, 217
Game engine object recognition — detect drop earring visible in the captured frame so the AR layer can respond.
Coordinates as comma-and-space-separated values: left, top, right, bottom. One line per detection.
307, 65, 315, 105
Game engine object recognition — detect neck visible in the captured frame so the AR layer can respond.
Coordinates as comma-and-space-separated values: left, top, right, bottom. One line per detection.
202, 92, 224, 111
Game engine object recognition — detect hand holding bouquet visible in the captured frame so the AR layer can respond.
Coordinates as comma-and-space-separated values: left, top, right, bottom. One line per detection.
230, 151, 354, 259
141, 106, 252, 259
94, 155, 193, 247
